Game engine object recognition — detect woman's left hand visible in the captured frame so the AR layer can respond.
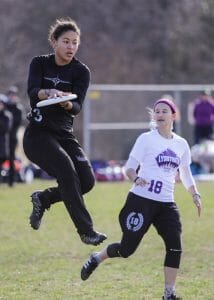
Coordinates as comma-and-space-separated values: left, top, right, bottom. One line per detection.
59, 100, 73, 110
192, 194, 202, 217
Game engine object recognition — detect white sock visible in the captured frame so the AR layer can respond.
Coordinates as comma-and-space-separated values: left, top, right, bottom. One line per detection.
164, 284, 175, 299
93, 252, 101, 264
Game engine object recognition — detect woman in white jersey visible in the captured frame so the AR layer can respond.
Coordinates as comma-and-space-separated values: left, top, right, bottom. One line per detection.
80, 98, 202, 300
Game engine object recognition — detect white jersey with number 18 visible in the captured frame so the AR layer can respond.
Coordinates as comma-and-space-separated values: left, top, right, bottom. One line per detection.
129, 129, 191, 202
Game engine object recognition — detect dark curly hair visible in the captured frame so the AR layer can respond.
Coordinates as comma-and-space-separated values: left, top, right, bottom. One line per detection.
48, 17, 81, 43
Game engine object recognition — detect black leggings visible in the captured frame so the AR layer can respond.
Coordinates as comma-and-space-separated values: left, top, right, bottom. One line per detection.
23, 125, 95, 235
107, 192, 182, 268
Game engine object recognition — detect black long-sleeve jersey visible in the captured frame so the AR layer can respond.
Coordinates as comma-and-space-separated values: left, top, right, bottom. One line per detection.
27, 54, 90, 136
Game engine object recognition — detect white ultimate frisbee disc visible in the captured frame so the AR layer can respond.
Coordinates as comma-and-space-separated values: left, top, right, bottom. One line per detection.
36, 94, 77, 108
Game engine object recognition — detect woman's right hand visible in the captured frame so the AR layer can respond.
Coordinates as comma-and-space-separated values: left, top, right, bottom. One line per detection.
45, 89, 68, 98
38, 89, 70, 100
134, 176, 150, 187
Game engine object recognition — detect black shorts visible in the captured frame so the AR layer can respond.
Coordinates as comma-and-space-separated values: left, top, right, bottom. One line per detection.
117, 192, 182, 257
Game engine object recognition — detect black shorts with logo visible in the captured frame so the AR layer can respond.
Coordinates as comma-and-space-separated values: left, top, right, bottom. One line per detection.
118, 192, 182, 258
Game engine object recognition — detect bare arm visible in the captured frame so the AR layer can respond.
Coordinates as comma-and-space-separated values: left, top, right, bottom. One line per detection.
179, 165, 202, 217
125, 157, 150, 187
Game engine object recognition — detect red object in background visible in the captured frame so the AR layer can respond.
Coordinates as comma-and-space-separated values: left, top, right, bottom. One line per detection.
92, 160, 125, 182
2, 160, 22, 172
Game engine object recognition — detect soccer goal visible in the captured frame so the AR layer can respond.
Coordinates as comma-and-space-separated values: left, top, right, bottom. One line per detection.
83, 84, 214, 160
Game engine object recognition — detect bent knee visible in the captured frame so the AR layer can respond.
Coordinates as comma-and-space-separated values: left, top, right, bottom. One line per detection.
118, 246, 135, 258
81, 175, 95, 194
118, 250, 132, 258
107, 243, 132, 258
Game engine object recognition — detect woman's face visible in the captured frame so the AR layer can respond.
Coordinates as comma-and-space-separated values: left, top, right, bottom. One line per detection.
52, 30, 80, 65
153, 103, 176, 128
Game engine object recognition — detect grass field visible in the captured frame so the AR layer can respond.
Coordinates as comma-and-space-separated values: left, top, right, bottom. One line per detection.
0, 180, 213, 300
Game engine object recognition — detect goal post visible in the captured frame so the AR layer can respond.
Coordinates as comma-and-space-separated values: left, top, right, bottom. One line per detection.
83, 84, 214, 160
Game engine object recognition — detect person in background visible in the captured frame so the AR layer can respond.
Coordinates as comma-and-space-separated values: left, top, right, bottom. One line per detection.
193, 91, 214, 144
81, 98, 202, 300
23, 17, 106, 246
6, 86, 23, 186
0, 94, 12, 183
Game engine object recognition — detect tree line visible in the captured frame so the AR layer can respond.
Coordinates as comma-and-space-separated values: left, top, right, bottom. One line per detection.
0, 0, 214, 105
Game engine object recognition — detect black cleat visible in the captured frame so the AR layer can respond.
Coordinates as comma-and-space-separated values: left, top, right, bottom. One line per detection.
81, 253, 99, 280
162, 295, 182, 300
80, 231, 107, 246
29, 191, 45, 230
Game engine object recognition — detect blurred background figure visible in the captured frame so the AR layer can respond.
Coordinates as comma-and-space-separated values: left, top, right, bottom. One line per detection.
6, 86, 23, 186
192, 90, 214, 144
0, 94, 12, 183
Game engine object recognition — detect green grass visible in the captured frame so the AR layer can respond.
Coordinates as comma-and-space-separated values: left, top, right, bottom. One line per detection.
0, 180, 213, 300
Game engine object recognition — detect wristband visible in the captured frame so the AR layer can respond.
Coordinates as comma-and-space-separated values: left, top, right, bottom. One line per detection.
192, 193, 201, 198
134, 176, 140, 183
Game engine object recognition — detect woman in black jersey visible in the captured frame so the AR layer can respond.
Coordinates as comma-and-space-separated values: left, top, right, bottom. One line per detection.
23, 18, 106, 246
